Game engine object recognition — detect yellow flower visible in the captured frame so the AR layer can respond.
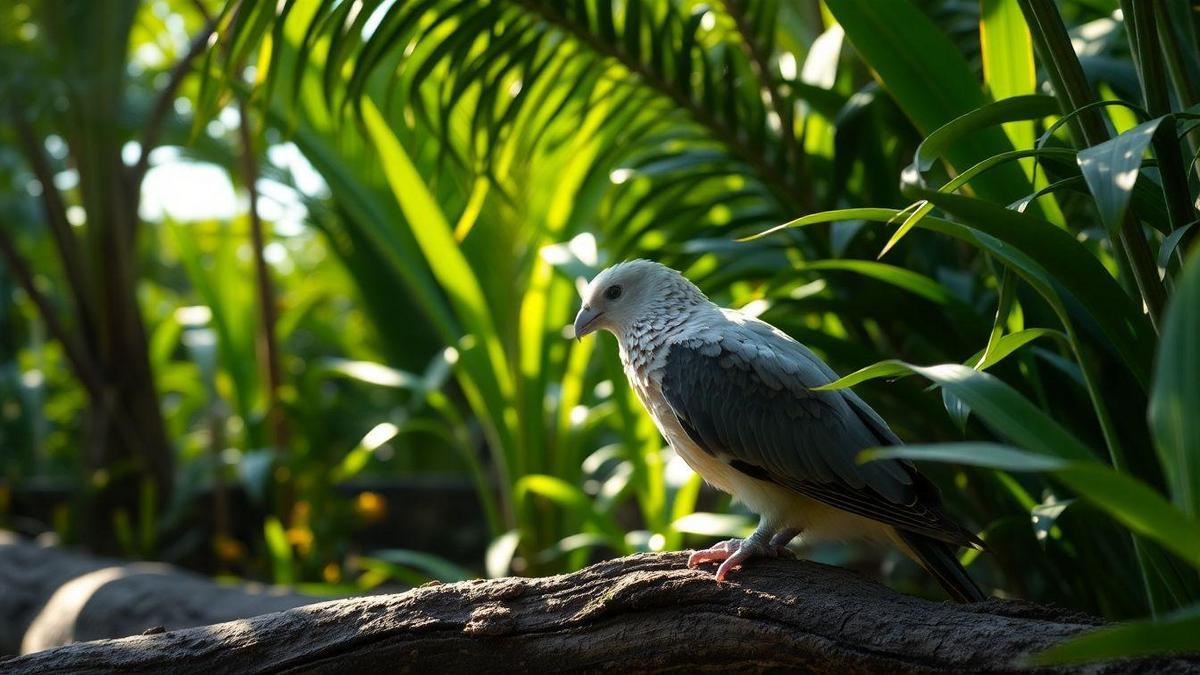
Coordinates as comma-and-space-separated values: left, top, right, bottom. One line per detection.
322, 562, 342, 584
286, 526, 314, 556
214, 535, 246, 562
355, 491, 387, 523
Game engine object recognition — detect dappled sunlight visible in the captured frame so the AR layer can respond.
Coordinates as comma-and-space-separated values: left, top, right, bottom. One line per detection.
22, 567, 130, 653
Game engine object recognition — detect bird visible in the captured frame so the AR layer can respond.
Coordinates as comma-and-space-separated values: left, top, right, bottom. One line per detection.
573, 259, 986, 603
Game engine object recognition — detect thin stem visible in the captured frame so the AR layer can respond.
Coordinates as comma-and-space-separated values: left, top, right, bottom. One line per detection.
236, 96, 292, 517
1019, 0, 1168, 615
1133, 1, 1196, 238
1019, 0, 1167, 329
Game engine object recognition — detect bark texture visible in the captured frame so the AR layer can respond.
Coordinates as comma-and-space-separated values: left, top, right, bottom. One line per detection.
3, 539, 1198, 674
0, 532, 317, 656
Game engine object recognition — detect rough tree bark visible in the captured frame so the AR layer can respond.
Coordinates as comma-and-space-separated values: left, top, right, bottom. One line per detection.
0, 532, 317, 656
3, 536, 1198, 673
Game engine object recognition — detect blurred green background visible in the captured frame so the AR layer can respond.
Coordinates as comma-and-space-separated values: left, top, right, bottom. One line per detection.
2, 0, 1200, 659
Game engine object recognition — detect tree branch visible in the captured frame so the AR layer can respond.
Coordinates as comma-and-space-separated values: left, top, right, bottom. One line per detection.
236, 95, 292, 515
9, 109, 97, 345
0, 227, 104, 401
4, 536, 1197, 673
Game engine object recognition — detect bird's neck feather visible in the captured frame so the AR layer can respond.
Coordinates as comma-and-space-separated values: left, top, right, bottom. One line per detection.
618, 299, 719, 374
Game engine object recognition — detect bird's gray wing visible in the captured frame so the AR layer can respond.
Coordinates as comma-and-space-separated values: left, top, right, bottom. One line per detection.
658, 333, 978, 547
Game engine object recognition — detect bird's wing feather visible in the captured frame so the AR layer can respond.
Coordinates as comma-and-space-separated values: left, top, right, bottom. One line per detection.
657, 325, 978, 547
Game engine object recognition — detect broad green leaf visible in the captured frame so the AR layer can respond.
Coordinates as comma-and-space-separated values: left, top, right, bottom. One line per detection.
910, 189, 1156, 386
824, 0, 1034, 204
314, 358, 422, 390
363, 549, 472, 582
813, 361, 912, 391
909, 95, 1059, 177
486, 530, 521, 579
361, 99, 517, 475
861, 443, 1067, 472
942, 387, 972, 433
1150, 252, 1200, 518
883, 145, 1073, 256
672, 512, 755, 538
980, 0, 1037, 150
865, 444, 1200, 568
515, 474, 626, 544
515, 474, 593, 514
948, 327, 1062, 432
533, 533, 614, 565
970, 328, 1065, 371
263, 516, 296, 585
795, 260, 979, 325
754, 203, 1153, 387
855, 363, 1096, 461
1077, 117, 1164, 235
1029, 605, 1200, 665
332, 422, 400, 482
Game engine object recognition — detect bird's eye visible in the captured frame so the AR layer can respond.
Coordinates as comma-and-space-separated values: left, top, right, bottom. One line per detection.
604, 284, 623, 301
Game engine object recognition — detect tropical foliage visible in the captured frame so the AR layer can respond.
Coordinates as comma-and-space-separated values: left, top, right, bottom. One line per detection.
2, 0, 1199, 663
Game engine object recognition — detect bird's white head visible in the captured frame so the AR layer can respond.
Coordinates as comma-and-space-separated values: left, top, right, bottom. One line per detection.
573, 259, 709, 340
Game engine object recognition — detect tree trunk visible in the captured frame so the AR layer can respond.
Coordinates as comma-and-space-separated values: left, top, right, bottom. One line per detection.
3, 533, 1197, 673
17, 0, 177, 553
0, 532, 317, 656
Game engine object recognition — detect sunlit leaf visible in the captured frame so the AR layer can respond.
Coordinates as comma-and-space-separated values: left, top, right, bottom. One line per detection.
363, 549, 471, 582
672, 512, 755, 538
486, 530, 521, 579
824, 0, 1034, 205
1029, 605, 1200, 665
864, 444, 1200, 568
263, 516, 296, 585
1150, 252, 1200, 518
1077, 117, 1164, 235
829, 362, 1094, 461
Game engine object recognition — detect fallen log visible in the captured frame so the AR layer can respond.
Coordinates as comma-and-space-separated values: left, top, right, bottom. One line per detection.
0, 531, 317, 655
4, 549, 1198, 673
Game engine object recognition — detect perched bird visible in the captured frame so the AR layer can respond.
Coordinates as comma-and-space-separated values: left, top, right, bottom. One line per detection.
573, 260, 986, 602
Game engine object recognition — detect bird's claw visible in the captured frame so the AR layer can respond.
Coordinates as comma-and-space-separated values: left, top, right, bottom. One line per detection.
688, 538, 794, 582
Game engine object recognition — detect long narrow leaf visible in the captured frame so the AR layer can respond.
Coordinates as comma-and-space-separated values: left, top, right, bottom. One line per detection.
863, 444, 1200, 568
1149, 251, 1200, 518
822, 361, 1095, 461
1029, 605, 1200, 665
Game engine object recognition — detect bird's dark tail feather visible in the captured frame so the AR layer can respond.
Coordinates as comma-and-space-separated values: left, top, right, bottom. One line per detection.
897, 530, 987, 603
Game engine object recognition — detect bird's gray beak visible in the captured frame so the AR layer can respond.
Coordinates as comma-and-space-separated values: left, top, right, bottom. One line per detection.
573, 305, 603, 340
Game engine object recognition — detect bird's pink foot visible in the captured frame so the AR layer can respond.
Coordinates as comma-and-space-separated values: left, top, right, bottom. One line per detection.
688, 537, 794, 582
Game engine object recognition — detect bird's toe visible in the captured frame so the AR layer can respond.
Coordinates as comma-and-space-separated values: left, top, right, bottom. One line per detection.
687, 539, 741, 568
711, 539, 783, 582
